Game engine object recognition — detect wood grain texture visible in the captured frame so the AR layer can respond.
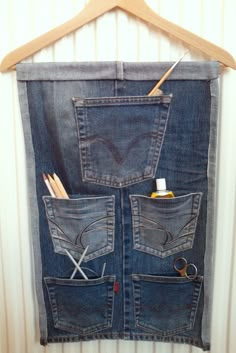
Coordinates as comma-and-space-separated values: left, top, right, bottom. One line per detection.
0, 0, 235, 71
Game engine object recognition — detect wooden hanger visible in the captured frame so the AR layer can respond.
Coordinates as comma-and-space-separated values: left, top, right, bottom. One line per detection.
1, 0, 235, 72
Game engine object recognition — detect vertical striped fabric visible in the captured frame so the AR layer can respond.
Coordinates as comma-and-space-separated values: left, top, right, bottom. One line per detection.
0, 1, 235, 353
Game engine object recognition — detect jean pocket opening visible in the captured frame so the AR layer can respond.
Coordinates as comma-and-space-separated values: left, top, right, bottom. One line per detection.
43, 195, 115, 261
130, 193, 202, 258
73, 95, 172, 188
45, 275, 115, 335
132, 274, 203, 336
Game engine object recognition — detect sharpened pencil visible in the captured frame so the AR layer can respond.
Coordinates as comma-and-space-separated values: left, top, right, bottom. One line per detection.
148, 51, 188, 96
53, 173, 69, 199
47, 174, 63, 198
42, 173, 56, 197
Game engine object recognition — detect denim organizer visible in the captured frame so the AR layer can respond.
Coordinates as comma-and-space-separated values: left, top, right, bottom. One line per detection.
17, 61, 219, 350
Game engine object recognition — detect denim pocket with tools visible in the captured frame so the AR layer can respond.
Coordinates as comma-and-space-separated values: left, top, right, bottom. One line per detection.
73, 95, 172, 188
132, 274, 203, 336
43, 195, 115, 261
130, 193, 202, 258
45, 275, 115, 335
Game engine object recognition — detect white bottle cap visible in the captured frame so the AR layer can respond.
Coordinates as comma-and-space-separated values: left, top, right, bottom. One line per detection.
156, 178, 167, 191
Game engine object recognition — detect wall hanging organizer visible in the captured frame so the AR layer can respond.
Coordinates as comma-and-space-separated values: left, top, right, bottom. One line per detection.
1, 0, 236, 351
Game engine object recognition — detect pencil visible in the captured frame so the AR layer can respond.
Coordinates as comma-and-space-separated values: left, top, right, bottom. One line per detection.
53, 173, 69, 199
148, 51, 188, 96
47, 174, 63, 198
42, 173, 56, 197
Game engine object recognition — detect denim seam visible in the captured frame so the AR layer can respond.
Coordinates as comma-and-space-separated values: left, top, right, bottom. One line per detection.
149, 110, 170, 178
190, 278, 203, 330
46, 286, 59, 325
84, 105, 94, 176
73, 96, 172, 106
45, 275, 116, 285
55, 321, 110, 335
116, 61, 124, 80
74, 105, 87, 182
43, 198, 61, 257
43, 334, 209, 351
201, 77, 219, 345
16, 61, 219, 81
17, 81, 48, 341
121, 189, 127, 332
131, 273, 203, 283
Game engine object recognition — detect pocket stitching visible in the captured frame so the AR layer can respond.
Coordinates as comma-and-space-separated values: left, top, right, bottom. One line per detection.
45, 276, 115, 335
130, 193, 202, 258
74, 97, 171, 188
132, 274, 203, 336
43, 195, 115, 261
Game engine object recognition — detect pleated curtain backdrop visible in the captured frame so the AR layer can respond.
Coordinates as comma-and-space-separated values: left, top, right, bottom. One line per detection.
0, 1, 236, 353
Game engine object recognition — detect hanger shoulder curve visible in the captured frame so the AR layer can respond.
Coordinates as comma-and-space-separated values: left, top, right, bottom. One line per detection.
0, 0, 117, 72
0, 0, 235, 72
120, 0, 236, 69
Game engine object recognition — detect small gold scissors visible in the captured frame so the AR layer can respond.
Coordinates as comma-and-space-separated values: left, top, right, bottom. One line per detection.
174, 257, 198, 280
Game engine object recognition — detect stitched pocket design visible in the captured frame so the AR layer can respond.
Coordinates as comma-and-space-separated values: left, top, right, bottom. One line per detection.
73, 95, 172, 188
43, 195, 115, 261
130, 193, 202, 258
132, 274, 203, 336
45, 276, 115, 335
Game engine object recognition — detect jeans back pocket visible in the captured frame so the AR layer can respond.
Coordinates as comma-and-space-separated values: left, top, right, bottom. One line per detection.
130, 193, 202, 258
73, 95, 172, 188
132, 274, 203, 336
43, 195, 115, 261
45, 276, 115, 335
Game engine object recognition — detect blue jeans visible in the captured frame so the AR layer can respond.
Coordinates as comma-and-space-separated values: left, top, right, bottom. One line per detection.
17, 61, 219, 350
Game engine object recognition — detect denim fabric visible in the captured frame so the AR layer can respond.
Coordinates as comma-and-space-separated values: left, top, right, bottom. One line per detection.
73, 95, 171, 187
132, 274, 203, 336
17, 61, 219, 351
43, 195, 115, 261
45, 276, 115, 334
130, 193, 202, 258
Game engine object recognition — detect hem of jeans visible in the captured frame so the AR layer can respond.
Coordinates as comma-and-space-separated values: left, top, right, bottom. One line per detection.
16, 61, 220, 81
201, 78, 219, 344
41, 333, 210, 350
17, 80, 48, 340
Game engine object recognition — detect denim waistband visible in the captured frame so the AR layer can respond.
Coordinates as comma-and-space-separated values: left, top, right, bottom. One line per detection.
16, 61, 220, 81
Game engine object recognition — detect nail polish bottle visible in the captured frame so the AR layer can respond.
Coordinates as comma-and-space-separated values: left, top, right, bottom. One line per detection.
151, 178, 175, 198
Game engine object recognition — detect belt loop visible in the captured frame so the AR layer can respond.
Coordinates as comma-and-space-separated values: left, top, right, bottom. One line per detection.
116, 61, 124, 81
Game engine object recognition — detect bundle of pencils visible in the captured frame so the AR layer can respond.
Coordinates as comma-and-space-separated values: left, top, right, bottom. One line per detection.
42, 173, 69, 199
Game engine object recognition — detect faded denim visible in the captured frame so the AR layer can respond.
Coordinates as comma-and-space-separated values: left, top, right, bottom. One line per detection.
16, 61, 219, 351
43, 195, 115, 261
130, 193, 202, 258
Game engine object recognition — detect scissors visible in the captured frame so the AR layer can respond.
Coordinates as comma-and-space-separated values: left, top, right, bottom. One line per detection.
173, 257, 198, 280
